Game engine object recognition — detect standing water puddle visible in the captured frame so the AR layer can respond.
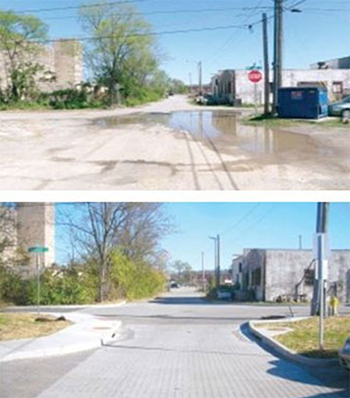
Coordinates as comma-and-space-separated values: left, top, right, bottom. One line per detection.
95, 110, 325, 157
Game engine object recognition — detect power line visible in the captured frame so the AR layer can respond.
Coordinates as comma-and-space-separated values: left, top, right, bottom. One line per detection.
5, 24, 252, 44
28, 6, 280, 22
203, 0, 268, 64
220, 203, 262, 236
0, 0, 284, 15
3, 0, 152, 14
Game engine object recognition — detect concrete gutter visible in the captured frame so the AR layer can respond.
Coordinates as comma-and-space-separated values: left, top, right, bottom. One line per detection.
248, 317, 339, 367
2, 300, 127, 312
0, 310, 124, 362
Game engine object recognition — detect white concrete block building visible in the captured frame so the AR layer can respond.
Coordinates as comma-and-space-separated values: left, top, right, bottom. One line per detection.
211, 63, 350, 105
231, 248, 350, 303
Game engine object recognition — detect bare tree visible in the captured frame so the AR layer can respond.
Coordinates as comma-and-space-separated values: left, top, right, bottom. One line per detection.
58, 202, 172, 301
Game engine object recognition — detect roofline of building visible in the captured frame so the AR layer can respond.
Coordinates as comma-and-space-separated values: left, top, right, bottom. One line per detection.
242, 248, 350, 252
311, 55, 350, 63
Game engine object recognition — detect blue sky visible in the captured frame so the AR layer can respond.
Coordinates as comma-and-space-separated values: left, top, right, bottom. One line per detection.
4, 0, 350, 83
55, 202, 350, 270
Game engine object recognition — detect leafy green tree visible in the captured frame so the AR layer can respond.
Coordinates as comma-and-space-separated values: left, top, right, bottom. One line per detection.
0, 10, 48, 101
79, 1, 160, 105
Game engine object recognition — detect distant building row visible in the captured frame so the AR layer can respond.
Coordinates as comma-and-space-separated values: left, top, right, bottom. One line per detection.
211, 56, 350, 105
232, 248, 350, 304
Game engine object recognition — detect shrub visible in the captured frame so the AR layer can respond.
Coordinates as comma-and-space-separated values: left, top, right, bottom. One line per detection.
27, 267, 97, 305
46, 88, 104, 110
109, 250, 165, 300
0, 266, 29, 305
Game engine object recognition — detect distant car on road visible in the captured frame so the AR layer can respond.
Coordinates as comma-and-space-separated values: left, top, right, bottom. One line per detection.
170, 282, 179, 289
328, 95, 350, 118
339, 336, 350, 370
217, 288, 232, 300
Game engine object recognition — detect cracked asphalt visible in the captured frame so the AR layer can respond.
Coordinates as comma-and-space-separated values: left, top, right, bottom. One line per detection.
0, 96, 349, 190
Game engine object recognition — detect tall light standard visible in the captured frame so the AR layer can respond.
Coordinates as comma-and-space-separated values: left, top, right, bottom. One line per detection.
209, 236, 217, 288
209, 235, 220, 289
201, 251, 205, 292
186, 59, 202, 96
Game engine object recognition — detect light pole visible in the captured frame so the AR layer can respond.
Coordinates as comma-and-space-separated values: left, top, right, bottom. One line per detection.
186, 59, 202, 96
209, 236, 217, 288
209, 235, 220, 289
201, 251, 205, 292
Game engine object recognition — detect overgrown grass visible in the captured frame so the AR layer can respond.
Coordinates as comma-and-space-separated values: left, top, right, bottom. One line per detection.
242, 114, 301, 127
0, 313, 71, 340
243, 113, 349, 129
124, 89, 164, 107
258, 316, 350, 358
0, 101, 51, 111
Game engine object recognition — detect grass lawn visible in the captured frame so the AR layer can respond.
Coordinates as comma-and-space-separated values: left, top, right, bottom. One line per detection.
0, 313, 71, 341
258, 316, 350, 358
243, 114, 349, 129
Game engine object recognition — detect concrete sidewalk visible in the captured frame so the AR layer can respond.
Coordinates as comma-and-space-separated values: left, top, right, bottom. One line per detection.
0, 311, 123, 362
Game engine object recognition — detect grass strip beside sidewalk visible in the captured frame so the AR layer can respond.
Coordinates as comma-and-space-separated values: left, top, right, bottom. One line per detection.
257, 316, 350, 358
0, 313, 71, 341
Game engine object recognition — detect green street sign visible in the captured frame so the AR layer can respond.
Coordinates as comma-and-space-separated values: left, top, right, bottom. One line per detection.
246, 63, 262, 71
28, 246, 49, 253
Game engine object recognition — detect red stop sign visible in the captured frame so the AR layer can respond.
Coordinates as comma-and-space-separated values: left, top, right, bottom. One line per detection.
248, 70, 262, 83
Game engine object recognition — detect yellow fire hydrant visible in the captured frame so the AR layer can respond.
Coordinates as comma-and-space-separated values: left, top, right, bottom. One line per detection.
330, 296, 339, 316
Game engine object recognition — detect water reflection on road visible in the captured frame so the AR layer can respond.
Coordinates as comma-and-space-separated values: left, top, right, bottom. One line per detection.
96, 110, 324, 157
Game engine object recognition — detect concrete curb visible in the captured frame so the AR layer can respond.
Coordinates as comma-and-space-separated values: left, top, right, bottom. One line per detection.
248, 317, 339, 367
2, 300, 127, 312
0, 312, 124, 363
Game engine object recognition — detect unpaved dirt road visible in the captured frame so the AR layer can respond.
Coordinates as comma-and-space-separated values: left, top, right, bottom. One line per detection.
0, 95, 349, 190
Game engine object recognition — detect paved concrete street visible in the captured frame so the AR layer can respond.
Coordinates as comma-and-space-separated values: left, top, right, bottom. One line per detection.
1, 288, 349, 398
1, 96, 349, 190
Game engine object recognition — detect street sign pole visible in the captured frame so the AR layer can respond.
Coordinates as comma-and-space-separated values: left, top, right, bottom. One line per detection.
248, 70, 262, 116
28, 246, 49, 318
36, 253, 41, 316
254, 83, 258, 116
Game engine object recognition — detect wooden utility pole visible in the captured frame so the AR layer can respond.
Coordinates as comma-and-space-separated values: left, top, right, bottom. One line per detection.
201, 251, 205, 292
198, 61, 203, 95
272, 0, 283, 115
216, 234, 220, 289
262, 13, 270, 115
